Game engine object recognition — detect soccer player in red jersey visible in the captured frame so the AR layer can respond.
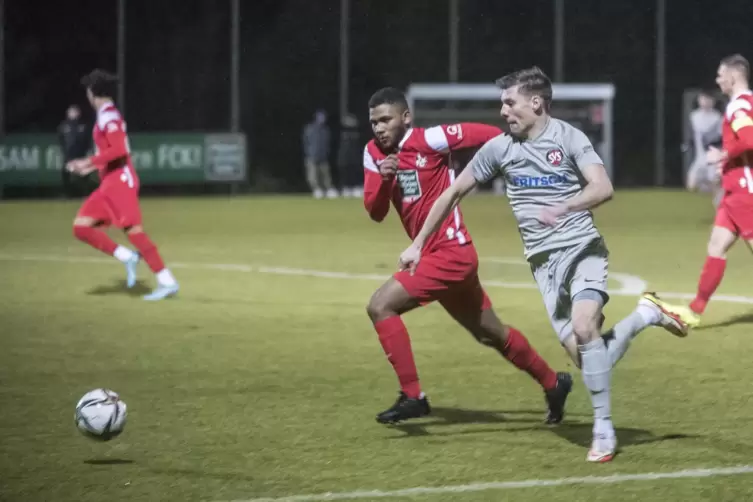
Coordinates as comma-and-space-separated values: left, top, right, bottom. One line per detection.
662, 55, 753, 327
66, 69, 179, 301
363, 87, 572, 424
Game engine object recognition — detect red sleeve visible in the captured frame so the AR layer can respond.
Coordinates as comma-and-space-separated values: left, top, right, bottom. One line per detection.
363, 170, 392, 222
362, 146, 392, 222
426, 123, 502, 153
726, 109, 753, 160
89, 121, 128, 167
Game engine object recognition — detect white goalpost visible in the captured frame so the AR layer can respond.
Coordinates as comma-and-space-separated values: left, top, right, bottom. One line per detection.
406, 83, 616, 180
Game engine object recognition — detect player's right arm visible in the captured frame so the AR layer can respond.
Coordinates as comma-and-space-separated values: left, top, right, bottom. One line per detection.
363, 147, 394, 222
88, 120, 129, 169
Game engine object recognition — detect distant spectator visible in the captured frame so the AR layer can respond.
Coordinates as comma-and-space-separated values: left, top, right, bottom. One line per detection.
336, 113, 363, 198
302, 110, 337, 199
686, 91, 723, 206
58, 105, 90, 197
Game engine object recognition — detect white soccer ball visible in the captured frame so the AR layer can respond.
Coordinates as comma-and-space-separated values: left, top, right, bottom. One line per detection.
74, 389, 127, 441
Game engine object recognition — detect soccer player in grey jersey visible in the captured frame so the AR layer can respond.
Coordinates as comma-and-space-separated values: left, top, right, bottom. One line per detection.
399, 66, 689, 463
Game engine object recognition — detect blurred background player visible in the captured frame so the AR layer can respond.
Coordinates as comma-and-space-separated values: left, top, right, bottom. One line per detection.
664, 54, 753, 327
400, 67, 687, 462
302, 109, 337, 199
57, 104, 90, 198
336, 113, 363, 197
363, 87, 572, 425
686, 91, 723, 206
66, 69, 179, 301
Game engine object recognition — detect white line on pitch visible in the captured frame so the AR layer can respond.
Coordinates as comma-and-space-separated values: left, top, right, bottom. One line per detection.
218, 465, 753, 502
1, 253, 752, 305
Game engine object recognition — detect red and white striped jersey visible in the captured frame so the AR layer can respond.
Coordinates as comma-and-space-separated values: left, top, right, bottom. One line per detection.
363, 123, 501, 252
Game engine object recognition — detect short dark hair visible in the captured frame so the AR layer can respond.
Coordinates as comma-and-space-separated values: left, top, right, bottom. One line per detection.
368, 87, 409, 111
80, 69, 119, 99
495, 66, 553, 111
720, 54, 750, 80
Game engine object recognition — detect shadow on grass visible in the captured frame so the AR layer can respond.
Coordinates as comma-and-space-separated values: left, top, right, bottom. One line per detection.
87, 279, 151, 297
386, 406, 698, 449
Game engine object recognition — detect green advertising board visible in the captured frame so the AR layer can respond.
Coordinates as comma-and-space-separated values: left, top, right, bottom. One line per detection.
0, 133, 247, 187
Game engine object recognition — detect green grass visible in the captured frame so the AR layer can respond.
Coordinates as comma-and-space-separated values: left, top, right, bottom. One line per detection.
2, 190, 753, 502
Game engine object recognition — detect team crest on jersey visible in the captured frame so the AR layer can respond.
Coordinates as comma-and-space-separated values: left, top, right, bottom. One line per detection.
546, 149, 564, 166
446, 124, 463, 139
397, 169, 422, 202
416, 153, 427, 168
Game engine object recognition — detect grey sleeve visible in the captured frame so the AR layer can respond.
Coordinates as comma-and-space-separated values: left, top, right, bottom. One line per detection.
470, 136, 512, 183
565, 126, 603, 169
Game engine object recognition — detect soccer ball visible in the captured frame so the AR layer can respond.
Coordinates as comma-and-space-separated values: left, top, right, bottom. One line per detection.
74, 389, 127, 441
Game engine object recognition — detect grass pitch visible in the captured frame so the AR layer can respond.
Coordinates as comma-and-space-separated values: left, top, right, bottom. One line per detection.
2, 190, 753, 501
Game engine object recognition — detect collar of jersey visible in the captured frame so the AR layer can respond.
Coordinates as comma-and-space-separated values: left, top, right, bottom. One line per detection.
96, 101, 116, 115
526, 116, 552, 142
397, 128, 414, 150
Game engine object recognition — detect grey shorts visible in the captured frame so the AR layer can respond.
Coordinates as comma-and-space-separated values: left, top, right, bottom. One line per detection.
529, 237, 610, 343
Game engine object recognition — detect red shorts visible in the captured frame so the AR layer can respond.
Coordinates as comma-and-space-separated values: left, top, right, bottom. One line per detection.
394, 244, 492, 315
78, 181, 142, 228
714, 195, 753, 240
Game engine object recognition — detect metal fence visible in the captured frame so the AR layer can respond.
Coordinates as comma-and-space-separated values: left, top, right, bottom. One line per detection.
0, 0, 749, 194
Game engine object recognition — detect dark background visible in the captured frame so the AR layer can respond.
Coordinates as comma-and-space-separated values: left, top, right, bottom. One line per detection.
5, 0, 753, 189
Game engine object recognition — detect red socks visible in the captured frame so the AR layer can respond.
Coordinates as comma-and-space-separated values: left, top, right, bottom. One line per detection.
502, 327, 558, 391
690, 256, 726, 314
73, 226, 117, 255
374, 316, 422, 399
128, 232, 165, 273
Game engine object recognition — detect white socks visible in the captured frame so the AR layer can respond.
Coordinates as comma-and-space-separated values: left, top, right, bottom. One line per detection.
580, 338, 615, 438
156, 268, 178, 287
113, 245, 137, 263
604, 304, 662, 367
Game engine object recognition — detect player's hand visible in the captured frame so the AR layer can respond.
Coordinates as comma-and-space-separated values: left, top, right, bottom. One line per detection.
537, 204, 568, 227
379, 154, 399, 179
66, 158, 93, 175
706, 147, 727, 169
398, 242, 422, 275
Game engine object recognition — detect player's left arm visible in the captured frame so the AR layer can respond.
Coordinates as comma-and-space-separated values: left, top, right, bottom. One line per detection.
88, 121, 129, 167
561, 129, 613, 213
724, 107, 753, 160
424, 123, 502, 155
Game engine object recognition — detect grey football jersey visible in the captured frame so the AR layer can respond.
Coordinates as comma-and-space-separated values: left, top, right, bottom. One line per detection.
471, 118, 604, 259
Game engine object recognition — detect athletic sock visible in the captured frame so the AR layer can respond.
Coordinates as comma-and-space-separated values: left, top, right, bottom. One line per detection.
690, 256, 726, 314
374, 316, 422, 399
579, 338, 614, 437
501, 327, 558, 391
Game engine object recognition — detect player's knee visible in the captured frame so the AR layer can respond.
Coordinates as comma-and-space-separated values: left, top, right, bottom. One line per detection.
707, 239, 727, 258
366, 292, 393, 323
571, 317, 600, 344
72, 223, 93, 241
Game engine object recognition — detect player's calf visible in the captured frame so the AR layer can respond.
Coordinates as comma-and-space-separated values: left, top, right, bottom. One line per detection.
447, 305, 570, 422
125, 227, 179, 300
73, 221, 139, 286
367, 278, 425, 410
572, 293, 615, 453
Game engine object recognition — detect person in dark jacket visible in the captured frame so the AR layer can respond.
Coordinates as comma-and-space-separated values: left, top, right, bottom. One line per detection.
336, 113, 363, 197
302, 110, 337, 198
58, 105, 91, 197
